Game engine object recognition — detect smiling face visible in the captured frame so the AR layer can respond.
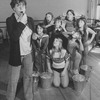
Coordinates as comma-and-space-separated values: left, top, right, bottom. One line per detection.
67, 11, 74, 21
37, 25, 43, 36
53, 38, 62, 48
13, 2, 26, 16
78, 19, 85, 28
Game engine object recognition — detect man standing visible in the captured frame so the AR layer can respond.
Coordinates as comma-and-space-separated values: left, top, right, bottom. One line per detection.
6, 0, 34, 100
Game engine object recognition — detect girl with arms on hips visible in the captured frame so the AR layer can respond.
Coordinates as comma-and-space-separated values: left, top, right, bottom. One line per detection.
76, 17, 96, 64
67, 31, 84, 75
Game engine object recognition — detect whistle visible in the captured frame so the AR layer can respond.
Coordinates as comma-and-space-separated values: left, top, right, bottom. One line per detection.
20, 11, 24, 15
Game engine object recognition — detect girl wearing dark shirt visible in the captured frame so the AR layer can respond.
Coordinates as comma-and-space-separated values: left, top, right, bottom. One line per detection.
43, 12, 55, 37
32, 23, 49, 73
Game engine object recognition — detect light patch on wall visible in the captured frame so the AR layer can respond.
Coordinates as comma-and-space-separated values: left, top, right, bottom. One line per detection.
0, 0, 88, 21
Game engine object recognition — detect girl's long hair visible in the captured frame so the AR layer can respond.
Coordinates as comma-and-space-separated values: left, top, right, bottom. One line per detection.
65, 9, 76, 27
76, 17, 87, 34
76, 16, 87, 43
52, 38, 63, 54
43, 12, 54, 25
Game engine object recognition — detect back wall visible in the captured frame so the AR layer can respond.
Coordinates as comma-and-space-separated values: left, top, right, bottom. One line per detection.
0, 0, 88, 21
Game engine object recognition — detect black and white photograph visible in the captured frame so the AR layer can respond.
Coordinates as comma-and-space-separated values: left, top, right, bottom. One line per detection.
0, 0, 100, 100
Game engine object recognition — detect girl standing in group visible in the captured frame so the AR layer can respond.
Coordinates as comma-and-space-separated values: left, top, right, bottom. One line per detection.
43, 12, 55, 37
76, 17, 96, 64
32, 23, 49, 73
67, 31, 84, 74
62, 9, 76, 38
47, 37, 70, 88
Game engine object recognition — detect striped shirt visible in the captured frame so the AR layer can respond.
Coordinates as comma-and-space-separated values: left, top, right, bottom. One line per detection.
49, 49, 70, 69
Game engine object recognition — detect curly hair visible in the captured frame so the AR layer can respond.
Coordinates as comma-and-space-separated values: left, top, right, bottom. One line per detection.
10, 0, 27, 9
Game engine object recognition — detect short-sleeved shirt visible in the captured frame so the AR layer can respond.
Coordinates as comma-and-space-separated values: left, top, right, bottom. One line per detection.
49, 49, 70, 69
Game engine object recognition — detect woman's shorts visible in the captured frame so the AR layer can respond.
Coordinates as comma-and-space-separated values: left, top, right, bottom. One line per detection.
52, 67, 64, 73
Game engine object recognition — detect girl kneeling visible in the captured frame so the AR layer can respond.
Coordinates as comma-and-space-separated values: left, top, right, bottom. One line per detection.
47, 37, 70, 88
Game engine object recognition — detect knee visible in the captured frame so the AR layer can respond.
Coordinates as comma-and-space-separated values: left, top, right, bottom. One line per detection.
53, 78, 60, 87
61, 78, 69, 88
62, 82, 69, 88
53, 83, 60, 87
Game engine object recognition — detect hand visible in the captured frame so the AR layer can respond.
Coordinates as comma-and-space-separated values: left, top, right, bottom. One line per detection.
48, 69, 53, 74
85, 40, 91, 46
35, 52, 38, 56
77, 36, 82, 42
19, 13, 27, 25
72, 31, 75, 34
32, 33, 39, 40
17, 12, 23, 22
61, 70, 66, 77
49, 20, 54, 26
61, 21, 66, 29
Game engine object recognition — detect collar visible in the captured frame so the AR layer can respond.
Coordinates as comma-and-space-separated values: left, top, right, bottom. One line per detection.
14, 13, 19, 21
14, 13, 28, 22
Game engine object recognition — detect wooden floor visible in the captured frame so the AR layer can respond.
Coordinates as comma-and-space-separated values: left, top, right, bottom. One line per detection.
0, 40, 100, 100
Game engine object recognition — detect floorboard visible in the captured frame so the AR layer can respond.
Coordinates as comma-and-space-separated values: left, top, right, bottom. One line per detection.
0, 41, 100, 100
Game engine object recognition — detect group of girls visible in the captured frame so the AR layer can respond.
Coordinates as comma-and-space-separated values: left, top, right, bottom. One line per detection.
32, 9, 96, 88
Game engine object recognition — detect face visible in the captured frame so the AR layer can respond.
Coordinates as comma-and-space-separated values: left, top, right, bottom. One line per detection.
67, 11, 74, 21
78, 20, 85, 28
53, 38, 61, 47
37, 25, 43, 36
55, 20, 61, 28
46, 14, 53, 23
13, 2, 26, 16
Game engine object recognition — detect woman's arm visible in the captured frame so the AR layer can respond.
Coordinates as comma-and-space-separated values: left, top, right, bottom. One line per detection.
61, 21, 70, 38
47, 58, 53, 73
85, 27, 96, 45
78, 38, 84, 51
40, 36, 49, 53
47, 50, 53, 73
61, 51, 70, 76
61, 59, 69, 77
45, 20, 54, 28
31, 40, 37, 52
